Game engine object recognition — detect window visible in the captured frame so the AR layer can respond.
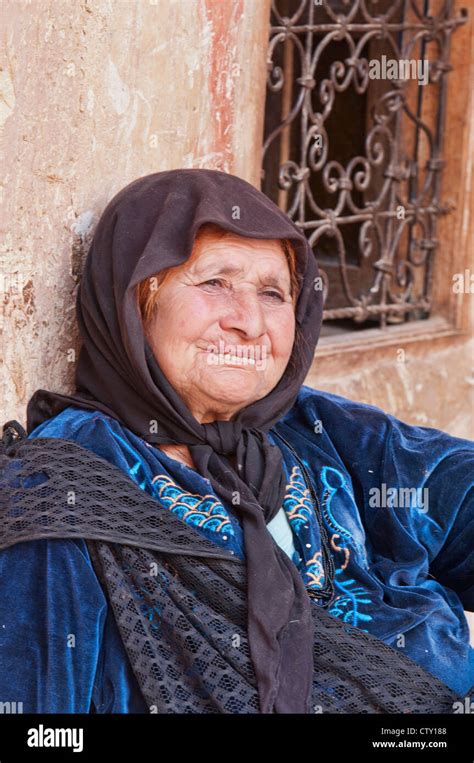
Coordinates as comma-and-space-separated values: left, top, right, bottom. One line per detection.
262, 0, 468, 337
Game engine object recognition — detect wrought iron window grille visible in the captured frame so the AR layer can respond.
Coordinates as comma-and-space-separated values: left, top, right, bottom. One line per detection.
262, 0, 468, 332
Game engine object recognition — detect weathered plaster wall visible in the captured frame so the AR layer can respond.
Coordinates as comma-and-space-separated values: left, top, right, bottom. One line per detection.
308, 334, 474, 439
0, 0, 271, 422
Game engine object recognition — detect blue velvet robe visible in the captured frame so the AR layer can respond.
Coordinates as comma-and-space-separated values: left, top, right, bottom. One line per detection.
1, 385, 473, 712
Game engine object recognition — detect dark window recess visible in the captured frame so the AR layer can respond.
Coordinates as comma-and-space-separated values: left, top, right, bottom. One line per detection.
262, 0, 467, 332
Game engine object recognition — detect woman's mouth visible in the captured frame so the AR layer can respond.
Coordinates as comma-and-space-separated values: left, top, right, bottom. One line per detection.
198, 340, 268, 369
205, 348, 256, 366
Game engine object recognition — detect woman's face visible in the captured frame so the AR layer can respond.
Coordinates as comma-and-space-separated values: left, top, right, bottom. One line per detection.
145, 230, 296, 423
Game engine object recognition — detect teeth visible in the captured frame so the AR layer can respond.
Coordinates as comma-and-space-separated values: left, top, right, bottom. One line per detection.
225, 355, 255, 365
208, 352, 255, 365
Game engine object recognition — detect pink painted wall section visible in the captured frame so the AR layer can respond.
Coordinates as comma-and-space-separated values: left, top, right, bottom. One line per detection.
0, 0, 272, 421
200, 0, 244, 168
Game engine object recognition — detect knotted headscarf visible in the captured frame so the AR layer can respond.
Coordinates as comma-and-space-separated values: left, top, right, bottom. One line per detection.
26, 169, 324, 713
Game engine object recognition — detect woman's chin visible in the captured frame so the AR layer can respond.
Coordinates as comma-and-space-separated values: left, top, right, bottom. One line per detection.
199, 374, 265, 407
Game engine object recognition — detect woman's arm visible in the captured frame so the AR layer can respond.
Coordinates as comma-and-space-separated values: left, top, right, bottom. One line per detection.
0, 537, 107, 713
283, 385, 474, 610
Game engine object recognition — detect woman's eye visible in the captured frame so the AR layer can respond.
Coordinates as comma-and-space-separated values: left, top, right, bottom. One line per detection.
263, 290, 285, 302
200, 279, 226, 289
199, 280, 286, 302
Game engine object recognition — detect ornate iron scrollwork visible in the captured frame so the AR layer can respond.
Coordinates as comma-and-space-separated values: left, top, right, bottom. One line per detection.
262, 0, 467, 328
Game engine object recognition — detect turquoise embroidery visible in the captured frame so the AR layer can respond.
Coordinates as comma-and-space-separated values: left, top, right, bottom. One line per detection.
320, 466, 355, 542
283, 466, 315, 529
282, 466, 326, 591
305, 551, 326, 590
319, 465, 373, 630
328, 573, 373, 628
151, 474, 234, 535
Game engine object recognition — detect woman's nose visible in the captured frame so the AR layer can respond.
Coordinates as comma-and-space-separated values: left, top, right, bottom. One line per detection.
219, 287, 266, 338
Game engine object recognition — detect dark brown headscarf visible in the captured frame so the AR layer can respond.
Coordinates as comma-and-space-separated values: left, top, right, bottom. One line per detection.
26, 169, 324, 713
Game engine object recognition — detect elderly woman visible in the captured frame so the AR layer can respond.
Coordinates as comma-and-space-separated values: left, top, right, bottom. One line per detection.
0, 169, 472, 714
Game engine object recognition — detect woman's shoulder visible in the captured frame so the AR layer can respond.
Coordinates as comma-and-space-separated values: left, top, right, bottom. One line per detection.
27, 405, 141, 469
4, 411, 120, 595
275, 385, 474, 482
278, 385, 394, 441
28, 405, 117, 440
282, 384, 473, 449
